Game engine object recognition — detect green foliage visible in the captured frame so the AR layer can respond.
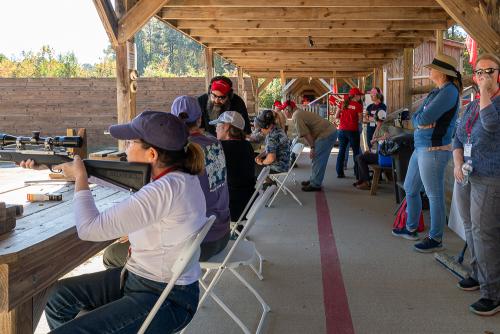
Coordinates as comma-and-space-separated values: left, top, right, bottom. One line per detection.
259, 79, 282, 108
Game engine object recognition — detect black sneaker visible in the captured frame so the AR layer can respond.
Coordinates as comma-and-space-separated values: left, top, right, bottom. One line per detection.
337, 174, 345, 179
392, 227, 419, 240
469, 298, 500, 316
302, 185, 322, 192
413, 237, 443, 253
457, 277, 480, 291
301, 180, 310, 186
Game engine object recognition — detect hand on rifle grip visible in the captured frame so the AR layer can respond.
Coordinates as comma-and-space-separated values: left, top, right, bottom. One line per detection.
52, 155, 87, 181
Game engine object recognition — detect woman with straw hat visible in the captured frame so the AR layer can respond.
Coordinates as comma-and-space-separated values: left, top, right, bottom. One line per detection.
392, 53, 462, 253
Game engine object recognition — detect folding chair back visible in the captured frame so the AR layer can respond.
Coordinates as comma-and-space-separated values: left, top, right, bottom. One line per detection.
138, 215, 216, 334
224, 185, 275, 267
230, 166, 270, 235
290, 136, 299, 148
291, 142, 305, 159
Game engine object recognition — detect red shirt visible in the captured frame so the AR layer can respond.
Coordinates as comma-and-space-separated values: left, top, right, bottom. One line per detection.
338, 100, 362, 131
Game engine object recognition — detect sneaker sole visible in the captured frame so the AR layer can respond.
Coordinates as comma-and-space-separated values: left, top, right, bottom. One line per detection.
457, 284, 480, 291
413, 245, 445, 253
469, 305, 500, 316
391, 231, 420, 241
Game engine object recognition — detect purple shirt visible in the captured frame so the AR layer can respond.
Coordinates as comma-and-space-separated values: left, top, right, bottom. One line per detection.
189, 132, 231, 242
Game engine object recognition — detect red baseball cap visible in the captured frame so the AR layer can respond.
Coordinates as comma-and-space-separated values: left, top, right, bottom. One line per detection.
273, 100, 282, 108
211, 80, 231, 96
282, 100, 297, 109
348, 87, 364, 97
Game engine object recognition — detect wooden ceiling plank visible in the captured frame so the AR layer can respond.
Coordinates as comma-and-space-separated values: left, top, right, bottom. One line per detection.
188, 29, 435, 38
161, 8, 449, 21
175, 19, 448, 30
199, 37, 424, 44
165, 0, 441, 7
208, 43, 417, 49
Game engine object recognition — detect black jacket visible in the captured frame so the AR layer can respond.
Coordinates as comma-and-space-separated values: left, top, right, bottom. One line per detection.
197, 93, 252, 136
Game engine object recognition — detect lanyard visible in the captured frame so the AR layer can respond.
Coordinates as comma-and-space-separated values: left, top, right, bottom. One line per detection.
465, 104, 480, 140
152, 166, 177, 181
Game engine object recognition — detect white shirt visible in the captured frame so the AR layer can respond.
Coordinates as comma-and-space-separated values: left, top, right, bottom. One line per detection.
74, 171, 207, 285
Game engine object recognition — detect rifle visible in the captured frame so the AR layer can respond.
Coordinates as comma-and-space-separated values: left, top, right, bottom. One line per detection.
0, 132, 151, 192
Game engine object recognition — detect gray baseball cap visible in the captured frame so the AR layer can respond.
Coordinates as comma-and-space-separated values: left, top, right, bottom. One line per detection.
109, 110, 189, 151
209, 111, 245, 130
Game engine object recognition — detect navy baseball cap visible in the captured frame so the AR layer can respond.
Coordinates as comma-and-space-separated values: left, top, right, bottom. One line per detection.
170, 95, 202, 123
109, 110, 189, 151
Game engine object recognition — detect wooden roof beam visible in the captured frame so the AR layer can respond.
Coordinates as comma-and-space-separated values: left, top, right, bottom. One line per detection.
165, 0, 441, 7
208, 43, 417, 49
436, 0, 500, 53
199, 37, 424, 44
249, 71, 372, 78
187, 29, 435, 38
160, 8, 449, 21
92, 0, 119, 48
174, 19, 448, 31
118, 0, 170, 44
218, 51, 401, 58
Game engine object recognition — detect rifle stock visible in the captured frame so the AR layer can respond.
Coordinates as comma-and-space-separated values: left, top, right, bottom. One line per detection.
0, 151, 151, 192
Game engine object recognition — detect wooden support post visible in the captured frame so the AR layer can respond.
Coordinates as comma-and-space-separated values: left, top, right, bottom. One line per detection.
115, 0, 137, 151
251, 76, 260, 116
237, 67, 244, 97
280, 70, 286, 100
403, 48, 414, 112
435, 30, 444, 54
204, 48, 214, 91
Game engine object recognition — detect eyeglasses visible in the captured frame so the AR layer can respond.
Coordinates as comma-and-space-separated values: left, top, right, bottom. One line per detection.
211, 93, 227, 101
125, 139, 142, 148
473, 68, 499, 76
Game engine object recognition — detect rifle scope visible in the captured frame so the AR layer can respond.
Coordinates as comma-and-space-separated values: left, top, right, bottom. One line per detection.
0, 132, 82, 148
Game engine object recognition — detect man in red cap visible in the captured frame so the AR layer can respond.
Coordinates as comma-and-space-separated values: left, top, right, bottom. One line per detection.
197, 76, 251, 136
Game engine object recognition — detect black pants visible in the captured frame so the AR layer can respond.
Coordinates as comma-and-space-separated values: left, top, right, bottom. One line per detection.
355, 152, 378, 182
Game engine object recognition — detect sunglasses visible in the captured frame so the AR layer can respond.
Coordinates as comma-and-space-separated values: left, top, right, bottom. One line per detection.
211, 92, 227, 100
473, 68, 499, 76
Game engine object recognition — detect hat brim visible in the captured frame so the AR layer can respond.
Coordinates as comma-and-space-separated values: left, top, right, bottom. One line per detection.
208, 119, 221, 126
108, 123, 142, 140
424, 64, 457, 78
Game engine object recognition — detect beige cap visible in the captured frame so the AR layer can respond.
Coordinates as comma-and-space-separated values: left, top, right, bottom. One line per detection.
209, 111, 245, 130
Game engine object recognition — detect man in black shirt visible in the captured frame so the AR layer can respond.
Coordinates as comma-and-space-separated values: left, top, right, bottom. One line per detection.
197, 76, 252, 136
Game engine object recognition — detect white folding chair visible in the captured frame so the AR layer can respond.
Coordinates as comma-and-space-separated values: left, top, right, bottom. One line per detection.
180, 186, 276, 334
229, 166, 270, 280
267, 142, 304, 207
138, 215, 216, 334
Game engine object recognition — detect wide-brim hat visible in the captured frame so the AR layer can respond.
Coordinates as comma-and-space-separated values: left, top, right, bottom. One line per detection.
425, 53, 459, 78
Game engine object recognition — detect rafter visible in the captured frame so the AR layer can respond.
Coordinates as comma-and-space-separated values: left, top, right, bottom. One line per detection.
217, 50, 401, 59
92, 0, 119, 48
198, 37, 425, 45
118, 0, 170, 43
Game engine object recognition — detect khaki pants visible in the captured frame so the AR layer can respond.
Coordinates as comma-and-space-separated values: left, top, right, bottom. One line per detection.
454, 176, 500, 301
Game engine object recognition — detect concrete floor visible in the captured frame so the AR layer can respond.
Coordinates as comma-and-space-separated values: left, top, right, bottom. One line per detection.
11, 150, 499, 334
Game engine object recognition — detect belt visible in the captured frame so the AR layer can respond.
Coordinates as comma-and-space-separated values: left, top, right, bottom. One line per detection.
428, 144, 452, 151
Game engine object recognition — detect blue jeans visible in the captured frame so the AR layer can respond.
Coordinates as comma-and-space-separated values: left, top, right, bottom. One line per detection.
403, 148, 451, 240
366, 126, 376, 150
46, 268, 199, 334
310, 130, 337, 187
336, 130, 361, 178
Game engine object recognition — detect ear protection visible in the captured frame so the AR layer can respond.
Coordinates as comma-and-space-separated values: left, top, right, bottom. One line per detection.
208, 76, 234, 98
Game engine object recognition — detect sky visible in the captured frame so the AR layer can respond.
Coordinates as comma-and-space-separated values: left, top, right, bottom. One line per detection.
0, 1, 110, 64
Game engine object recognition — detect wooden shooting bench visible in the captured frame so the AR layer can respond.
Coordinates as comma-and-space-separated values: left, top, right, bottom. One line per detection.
0, 170, 128, 334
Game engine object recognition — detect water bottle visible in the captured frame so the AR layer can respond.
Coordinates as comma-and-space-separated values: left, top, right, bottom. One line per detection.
461, 160, 473, 186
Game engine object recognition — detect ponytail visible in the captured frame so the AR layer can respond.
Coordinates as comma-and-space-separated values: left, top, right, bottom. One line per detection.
228, 125, 246, 140
140, 140, 205, 175
447, 74, 463, 95
184, 141, 205, 175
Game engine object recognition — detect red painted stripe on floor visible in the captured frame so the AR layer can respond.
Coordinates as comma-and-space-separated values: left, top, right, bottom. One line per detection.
316, 191, 355, 334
